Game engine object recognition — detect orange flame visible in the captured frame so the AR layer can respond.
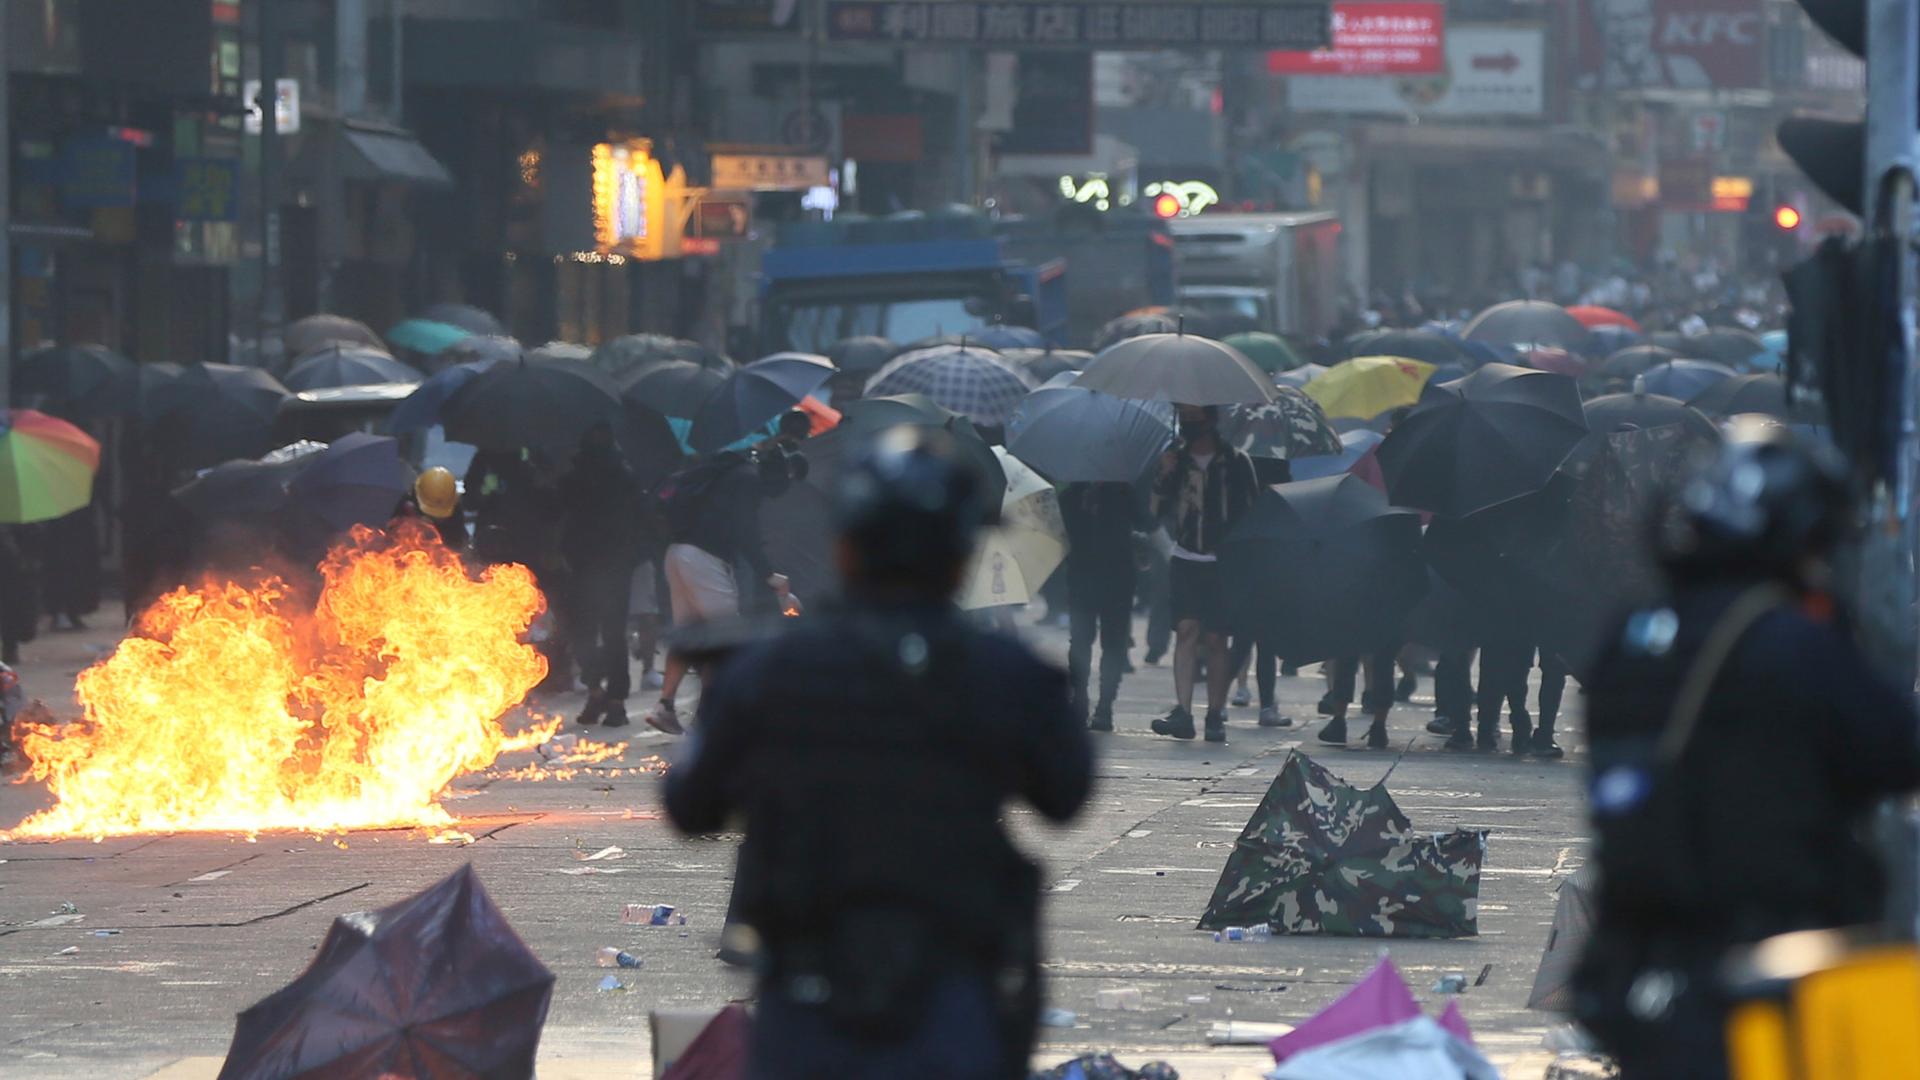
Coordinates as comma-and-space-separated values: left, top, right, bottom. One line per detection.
2, 523, 552, 841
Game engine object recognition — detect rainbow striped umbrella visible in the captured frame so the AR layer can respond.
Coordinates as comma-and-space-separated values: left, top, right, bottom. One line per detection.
0, 409, 100, 523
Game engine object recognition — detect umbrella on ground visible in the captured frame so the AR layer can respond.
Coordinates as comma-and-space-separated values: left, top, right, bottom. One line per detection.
688, 353, 835, 453
624, 360, 726, 422
1006, 383, 1174, 483
441, 355, 665, 471
0, 409, 101, 524
283, 345, 422, 392
1462, 300, 1589, 351
1637, 359, 1738, 401
1091, 311, 1180, 352
1304, 356, 1435, 421
1566, 305, 1640, 332
1224, 332, 1304, 374
1527, 867, 1598, 1012
143, 363, 293, 470
1074, 333, 1276, 407
216, 864, 553, 1080
1220, 387, 1340, 461
1290, 429, 1385, 482
1197, 750, 1487, 937
865, 344, 1037, 428
387, 360, 503, 435
386, 319, 473, 356
1219, 474, 1429, 662
999, 347, 1090, 385
824, 336, 897, 376
969, 325, 1047, 350
1684, 326, 1769, 369
1687, 373, 1789, 418
1377, 363, 1588, 518
14, 344, 136, 418
285, 315, 385, 358
1592, 345, 1680, 388
961, 449, 1066, 610
1275, 363, 1329, 389
285, 433, 416, 533
417, 302, 504, 337
1341, 329, 1471, 370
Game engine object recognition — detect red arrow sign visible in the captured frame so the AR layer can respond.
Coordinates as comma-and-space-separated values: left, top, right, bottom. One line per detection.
1471, 52, 1521, 73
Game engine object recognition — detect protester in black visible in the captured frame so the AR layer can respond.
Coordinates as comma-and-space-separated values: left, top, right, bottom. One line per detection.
666, 427, 1091, 1079
559, 424, 644, 728
1577, 424, 1920, 1079
1060, 481, 1141, 731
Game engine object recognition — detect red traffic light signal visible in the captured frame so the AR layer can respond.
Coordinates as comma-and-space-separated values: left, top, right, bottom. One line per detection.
1774, 204, 1803, 230
1152, 192, 1182, 219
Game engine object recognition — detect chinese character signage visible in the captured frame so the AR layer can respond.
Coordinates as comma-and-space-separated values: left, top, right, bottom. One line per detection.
176, 158, 239, 221
826, 2, 1331, 50
60, 135, 136, 210
1288, 26, 1543, 118
1577, 0, 1766, 91
711, 153, 831, 191
1267, 2, 1443, 76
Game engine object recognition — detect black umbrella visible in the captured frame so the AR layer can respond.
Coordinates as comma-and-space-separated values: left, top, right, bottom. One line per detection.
1074, 333, 1276, 406
283, 345, 422, 392
759, 426, 847, 605
1421, 477, 1580, 642
1219, 474, 1428, 662
440, 335, 524, 369
14, 344, 136, 418
824, 336, 897, 376
1462, 300, 1589, 351
1090, 312, 1180, 352
1220, 386, 1340, 460
144, 363, 294, 470
441, 355, 667, 473
688, 352, 835, 453
1687, 373, 1789, 418
1377, 363, 1589, 518
1342, 328, 1471, 369
1684, 327, 1769, 369
592, 334, 729, 381
840, 394, 1007, 513
217, 864, 553, 1080
623, 360, 725, 421
285, 433, 416, 533
1592, 345, 1681, 388
1584, 391, 1720, 443
1006, 383, 1174, 483
285, 314, 385, 359
1638, 359, 1737, 401
172, 457, 304, 522
416, 302, 504, 337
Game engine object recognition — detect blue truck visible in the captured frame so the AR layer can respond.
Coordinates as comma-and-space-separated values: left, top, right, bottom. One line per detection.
757, 208, 1175, 354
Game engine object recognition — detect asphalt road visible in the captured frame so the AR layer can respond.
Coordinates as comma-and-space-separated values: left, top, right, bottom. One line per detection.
0, 613, 1592, 1079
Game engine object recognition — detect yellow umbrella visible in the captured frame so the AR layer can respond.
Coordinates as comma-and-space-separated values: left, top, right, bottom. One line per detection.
1303, 356, 1436, 421
960, 449, 1067, 610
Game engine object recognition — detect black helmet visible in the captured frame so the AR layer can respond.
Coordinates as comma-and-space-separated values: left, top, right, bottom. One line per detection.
835, 425, 986, 582
1655, 418, 1851, 584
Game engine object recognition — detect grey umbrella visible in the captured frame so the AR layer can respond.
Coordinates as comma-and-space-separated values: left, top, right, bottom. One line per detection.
1463, 300, 1589, 352
865, 344, 1038, 428
283, 345, 422, 391
1074, 333, 1277, 406
1006, 384, 1174, 483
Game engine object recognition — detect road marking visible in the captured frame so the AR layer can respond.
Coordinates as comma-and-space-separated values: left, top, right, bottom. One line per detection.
186, 870, 230, 882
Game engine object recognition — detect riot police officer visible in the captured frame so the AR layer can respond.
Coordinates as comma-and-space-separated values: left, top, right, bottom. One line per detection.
1577, 421, 1920, 1078
664, 425, 1092, 1079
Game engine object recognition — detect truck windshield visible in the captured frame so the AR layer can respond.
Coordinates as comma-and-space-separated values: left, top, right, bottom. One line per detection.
1182, 293, 1273, 329
772, 296, 994, 353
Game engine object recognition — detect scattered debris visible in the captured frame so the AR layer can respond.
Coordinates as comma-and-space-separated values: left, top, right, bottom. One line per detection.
623, 903, 683, 926
596, 948, 643, 969
1213, 925, 1271, 943
91, 930, 120, 937
1029, 1052, 1179, 1079
52, 946, 79, 957
576, 845, 626, 862
1039, 1007, 1078, 1028
1185, 995, 1211, 1005
596, 975, 626, 992
1094, 987, 1145, 1011
1432, 974, 1469, 994
1206, 1020, 1295, 1045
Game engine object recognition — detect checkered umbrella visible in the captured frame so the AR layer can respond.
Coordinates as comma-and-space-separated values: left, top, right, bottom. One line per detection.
864, 344, 1037, 428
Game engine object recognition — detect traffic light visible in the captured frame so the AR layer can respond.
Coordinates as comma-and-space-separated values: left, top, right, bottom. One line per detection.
1151, 192, 1182, 220
1775, 204, 1804, 230
1778, 2, 1866, 215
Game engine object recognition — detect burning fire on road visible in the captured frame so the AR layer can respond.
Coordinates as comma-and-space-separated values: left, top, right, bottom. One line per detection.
1, 523, 561, 841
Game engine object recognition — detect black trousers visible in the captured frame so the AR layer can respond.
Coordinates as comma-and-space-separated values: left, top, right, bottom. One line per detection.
1434, 649, 1475, 722
1068, 578, 1133, 711
1537, 649, 1569, 734
1141, 550, 1171, 657
1476, 634, 1535, 733
1329, 646, 1398, 714
572, 562, 634, 701
1228, 632, 1278, 708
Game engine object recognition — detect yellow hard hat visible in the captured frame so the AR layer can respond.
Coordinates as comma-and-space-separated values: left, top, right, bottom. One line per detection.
414, 467, 458, 519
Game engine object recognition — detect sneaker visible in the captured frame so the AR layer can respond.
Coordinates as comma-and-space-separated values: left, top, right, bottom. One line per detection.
1395, 672, 1417, 701
1230, 685, 1252, 708
641, 670, 664, 691
1530, 729, 1565, 760
576, 691, 606, 726
1510, 715, 1535, 757
1150, 707, 1196, 740
1426, 714, 1456, 736
1204, 710, 1227, 743
1316, 718, 1348, 746
601, 703, 631, 729
1366, 721, 1390, 750
1089, 704, 1114, 733
644, 701, 684, 736
1316, 693, 1337, 717
1258, 706, 1292, 728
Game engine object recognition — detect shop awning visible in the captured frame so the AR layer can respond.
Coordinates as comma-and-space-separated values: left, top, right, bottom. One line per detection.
338, 126, 452, 187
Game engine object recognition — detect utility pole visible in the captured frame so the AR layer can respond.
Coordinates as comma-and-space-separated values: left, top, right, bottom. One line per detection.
258, 0, 285, 365
0, 46, 11, 410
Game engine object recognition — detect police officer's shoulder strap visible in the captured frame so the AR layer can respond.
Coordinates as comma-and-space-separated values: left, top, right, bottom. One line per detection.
1657, 583, 1795, 764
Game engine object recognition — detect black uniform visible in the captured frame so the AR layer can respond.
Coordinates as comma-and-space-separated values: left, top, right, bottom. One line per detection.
1060, 482, 1141, 720
559, 441, 643, 704
665, 601, 1092, 1079
1577, 583, 1920, 1078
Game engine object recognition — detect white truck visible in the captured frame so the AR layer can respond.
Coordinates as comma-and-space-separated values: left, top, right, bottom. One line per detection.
1168, 211, 1342, 338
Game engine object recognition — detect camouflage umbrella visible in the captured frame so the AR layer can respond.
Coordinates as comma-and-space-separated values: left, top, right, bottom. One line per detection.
1198, 751, 1487, 938
1220, 386, 1340, 460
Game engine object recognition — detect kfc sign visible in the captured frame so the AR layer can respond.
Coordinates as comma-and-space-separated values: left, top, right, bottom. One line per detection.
1580, 0, 1766, 90
1267, 2, 1444, 77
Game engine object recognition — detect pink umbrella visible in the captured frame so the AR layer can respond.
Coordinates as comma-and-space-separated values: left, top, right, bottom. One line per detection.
1271, 956, 1422, 1063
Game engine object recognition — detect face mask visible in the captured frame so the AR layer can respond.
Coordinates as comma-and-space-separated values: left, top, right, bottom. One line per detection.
1180, 419, 1213, 442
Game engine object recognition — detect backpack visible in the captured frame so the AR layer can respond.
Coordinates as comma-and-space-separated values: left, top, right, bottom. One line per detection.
653, 455, 745, 545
